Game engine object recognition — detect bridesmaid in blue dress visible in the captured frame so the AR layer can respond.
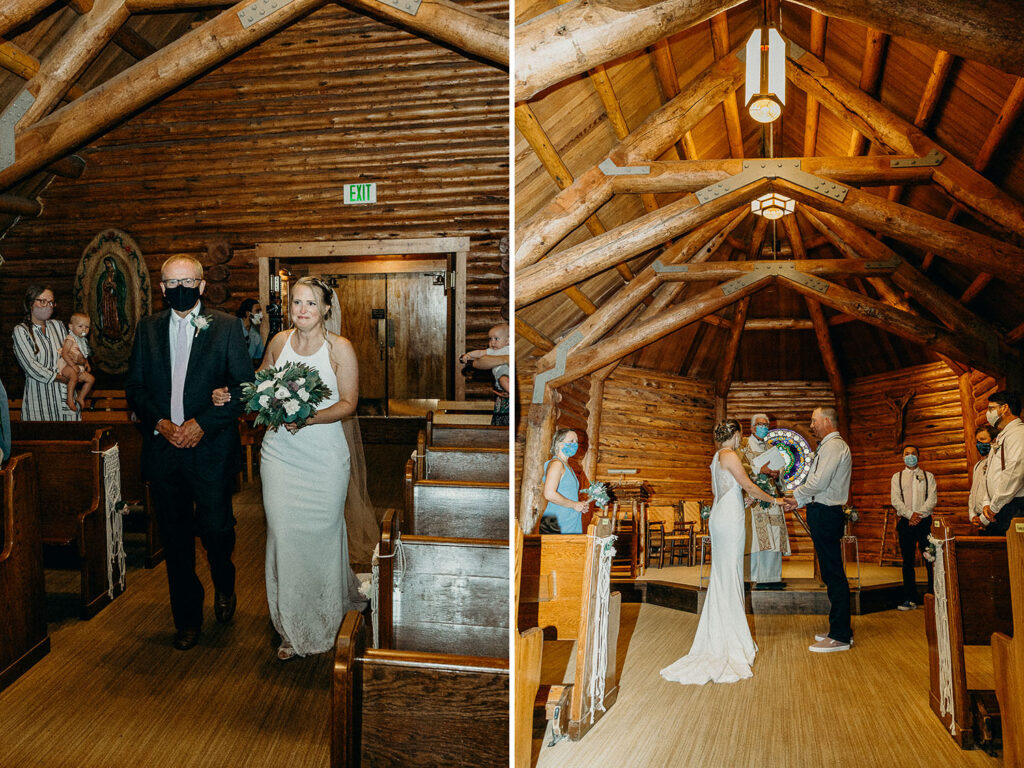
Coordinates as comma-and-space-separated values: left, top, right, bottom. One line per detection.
540, 428, 590, 534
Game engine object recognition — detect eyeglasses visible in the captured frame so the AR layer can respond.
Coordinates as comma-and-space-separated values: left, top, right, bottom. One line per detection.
34, 299, 56, 307
162, 278, 201, 288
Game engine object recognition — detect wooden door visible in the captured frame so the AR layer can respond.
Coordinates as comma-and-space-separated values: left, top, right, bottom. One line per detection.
387, 272, 447, 400
334, 275, 387, 409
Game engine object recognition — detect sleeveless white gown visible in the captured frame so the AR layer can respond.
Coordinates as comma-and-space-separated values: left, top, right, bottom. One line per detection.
661, 450, 757, 684
261, 332, 366, 656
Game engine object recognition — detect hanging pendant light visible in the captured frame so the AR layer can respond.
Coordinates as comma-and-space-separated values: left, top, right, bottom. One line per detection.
744, 26, 786, 123
751, 191, 795, 220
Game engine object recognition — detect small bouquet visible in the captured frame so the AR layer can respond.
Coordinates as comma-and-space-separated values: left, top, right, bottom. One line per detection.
241, 362, 332, 431
700, 503, 712, 521
923, 534, 938, 563
584, 481, 610, 509
842, 505, 859, 524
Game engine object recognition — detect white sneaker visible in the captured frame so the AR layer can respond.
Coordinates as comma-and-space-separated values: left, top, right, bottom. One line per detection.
809, 638, 851, 653
814, 633, 853, 646
897, 601, 916, 611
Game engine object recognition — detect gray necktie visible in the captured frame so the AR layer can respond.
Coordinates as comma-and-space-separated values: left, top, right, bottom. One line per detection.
171, 318, 189, 425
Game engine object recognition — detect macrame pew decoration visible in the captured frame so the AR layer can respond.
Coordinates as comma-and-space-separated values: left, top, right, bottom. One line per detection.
518, 518, 621, 743
334, 508, 509, 767
9, 427, 122, 618
923, 520, 1013, 750
0, 453, 49, 693
100, 444, 126, 600
992, 522, 1024, 768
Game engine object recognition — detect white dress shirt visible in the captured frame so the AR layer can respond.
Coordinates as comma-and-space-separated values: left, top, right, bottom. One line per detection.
982, 417, 1024, 513
890, 466, 936, 520
968, 457, 990, 526
794, 431, 852, 508
168, 303, 201, 371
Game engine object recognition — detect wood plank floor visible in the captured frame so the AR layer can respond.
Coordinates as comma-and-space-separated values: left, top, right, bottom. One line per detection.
0, 482, 342, 768
534, 603, 1002, 768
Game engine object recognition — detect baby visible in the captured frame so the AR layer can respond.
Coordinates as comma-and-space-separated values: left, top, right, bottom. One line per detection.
60, 312, 96, 411
460, 323, 510, 394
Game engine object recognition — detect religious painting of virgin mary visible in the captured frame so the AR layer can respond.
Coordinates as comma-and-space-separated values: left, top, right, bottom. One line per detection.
73, 229, 152, 374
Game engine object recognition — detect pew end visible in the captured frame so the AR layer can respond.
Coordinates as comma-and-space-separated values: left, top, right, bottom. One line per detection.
992, 521, 1024, 767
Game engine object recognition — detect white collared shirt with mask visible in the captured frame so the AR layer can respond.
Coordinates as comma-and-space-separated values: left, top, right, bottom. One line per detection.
794, 430, 852, 508
982, 417, 1024, 513
890, 465, 936, 520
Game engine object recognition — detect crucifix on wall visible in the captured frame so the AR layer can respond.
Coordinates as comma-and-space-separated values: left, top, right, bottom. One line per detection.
883, 390, 916, 450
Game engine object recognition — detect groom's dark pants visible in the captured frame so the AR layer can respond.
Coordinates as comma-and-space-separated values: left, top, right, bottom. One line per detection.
807, 502, 851, 643
150, 446, 236, 631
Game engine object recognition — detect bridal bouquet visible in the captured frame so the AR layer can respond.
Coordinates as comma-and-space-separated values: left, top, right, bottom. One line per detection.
241, 362, 332, 431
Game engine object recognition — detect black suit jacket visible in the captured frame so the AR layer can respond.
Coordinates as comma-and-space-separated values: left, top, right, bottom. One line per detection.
125, 304, 253, 481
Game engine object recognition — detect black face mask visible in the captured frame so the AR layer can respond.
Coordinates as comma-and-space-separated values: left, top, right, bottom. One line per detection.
164, 285, 201, 312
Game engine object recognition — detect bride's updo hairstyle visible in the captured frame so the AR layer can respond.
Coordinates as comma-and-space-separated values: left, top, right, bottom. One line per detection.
293, 276, 334, 333
713, 420, 741, 446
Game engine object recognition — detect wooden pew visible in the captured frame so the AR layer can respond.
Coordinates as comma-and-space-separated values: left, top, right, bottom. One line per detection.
435, 400, 494, 415
11, 427, 123, 618
519, 518, 620, 742
993, 521, 1024, 768
0, 453, 49, 691
923, 520, 1012, 749
11, 421, 163, 568
422, 418, 507, 449
331, 509, 509, 767
403, 462, 509, 540
407, 444, 508, 484
514, 522, 543, 768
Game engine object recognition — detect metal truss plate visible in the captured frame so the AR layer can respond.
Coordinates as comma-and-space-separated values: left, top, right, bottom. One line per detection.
0, 90, 35, 170
532, 330, 582, 403
776, 267, 830, 294
237, 0, 298, 29
890, 149, 945, 168
720, 272, 763, 296
600, 158, 650, 176
694, 158, 850, 205
651, 259, 688, 274
375, 0, 422, 14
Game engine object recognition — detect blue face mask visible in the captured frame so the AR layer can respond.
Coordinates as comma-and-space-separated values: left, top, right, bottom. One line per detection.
904, 455, 918, 468
754, 425, 769, 439
561, 442, 578, 458
976, 442, 991, 456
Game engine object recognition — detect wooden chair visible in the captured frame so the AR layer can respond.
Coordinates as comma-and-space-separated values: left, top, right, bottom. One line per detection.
645, 505, 675, 568
992, 520, 1024, 768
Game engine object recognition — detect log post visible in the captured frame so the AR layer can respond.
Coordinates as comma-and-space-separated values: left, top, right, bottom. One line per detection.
956, 369, 980, 475
520, 397, 557, 534
583, 366, 614, 483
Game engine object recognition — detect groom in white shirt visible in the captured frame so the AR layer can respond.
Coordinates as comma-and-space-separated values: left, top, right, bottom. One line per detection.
891, 445, 936, 611
790, 406, 853, 653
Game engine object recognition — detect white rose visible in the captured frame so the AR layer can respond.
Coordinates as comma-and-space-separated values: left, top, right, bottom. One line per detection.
257, 380, 274, 391
275, 386, 290, 399
282, 399, 300, 416
258, 395, 270, 408
297, 389, 309, 402
295, 377, 305, 386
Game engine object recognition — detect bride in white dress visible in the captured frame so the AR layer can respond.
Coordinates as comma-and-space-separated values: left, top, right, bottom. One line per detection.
661, 420, 788, 685
253, 277, 367, 660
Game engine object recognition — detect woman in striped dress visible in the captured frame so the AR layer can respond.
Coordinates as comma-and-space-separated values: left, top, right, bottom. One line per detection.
12, 285, 80, 422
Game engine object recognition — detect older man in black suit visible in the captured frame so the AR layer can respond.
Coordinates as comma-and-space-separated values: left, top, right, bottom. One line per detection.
126, 256, 252, 650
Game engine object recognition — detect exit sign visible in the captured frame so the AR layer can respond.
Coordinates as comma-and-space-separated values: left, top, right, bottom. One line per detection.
344, 183, 377, 204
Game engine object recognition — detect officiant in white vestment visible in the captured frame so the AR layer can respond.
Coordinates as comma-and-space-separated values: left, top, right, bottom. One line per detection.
741, 413, 790, 590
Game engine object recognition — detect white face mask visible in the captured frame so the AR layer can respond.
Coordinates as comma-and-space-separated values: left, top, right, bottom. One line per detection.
987, 407, 1001, 427
250, 311, 263, 325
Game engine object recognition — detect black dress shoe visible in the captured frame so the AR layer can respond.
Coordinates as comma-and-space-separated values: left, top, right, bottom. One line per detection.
173, 627, 201, 651
214, 591, 237, 624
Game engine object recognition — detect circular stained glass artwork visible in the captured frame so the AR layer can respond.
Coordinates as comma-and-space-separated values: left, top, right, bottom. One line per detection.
764, 428, 814, 491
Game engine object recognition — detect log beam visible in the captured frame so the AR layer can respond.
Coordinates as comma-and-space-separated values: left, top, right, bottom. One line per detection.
650, 39, 696, 161
743, 317, 813, 330
0, 41, 86, 102
112, 23, 158, 60
124, 0, 227, 8
519, 399, 557, 533
847, 28, 888, 157
787, 49, 1024, 239
516, 178, 770, 308
18, 0, 130, 131
709, 10, 742, 158
0, 1, 54, 40
0, 193, 41, 216
515, 0, 739, 101
0, 0, 333, 192
515, 47, 745, 268
775, 179, 1024, 284
914, 50, 955, 131
548, 273, 770, 388
715, 297, 749, 398
335, 0, 507, 69
957, 370, 980, 475
802, 10, 827, 157
515, 317, 555, 354
653, 257, 900, 281
791, 0, 1024, 77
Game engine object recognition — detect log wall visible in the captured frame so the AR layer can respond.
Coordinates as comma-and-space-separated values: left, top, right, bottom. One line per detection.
595, 365, 715, 505
0, 1, 508, 396
847, 362, 981, 560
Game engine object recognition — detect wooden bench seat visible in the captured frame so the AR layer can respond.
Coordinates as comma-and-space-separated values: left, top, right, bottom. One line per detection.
11, 420, 162, 568
331, 508, 508, 766
924, 520, 1012, 750
11, 428, 123, 618
0, 453, 49, 691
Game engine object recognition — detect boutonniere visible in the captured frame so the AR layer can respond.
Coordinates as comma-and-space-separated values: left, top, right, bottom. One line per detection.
191, 314, 213, 337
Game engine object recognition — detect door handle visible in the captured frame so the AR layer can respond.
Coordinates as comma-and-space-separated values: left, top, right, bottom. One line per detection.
377, 318, 387, 360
